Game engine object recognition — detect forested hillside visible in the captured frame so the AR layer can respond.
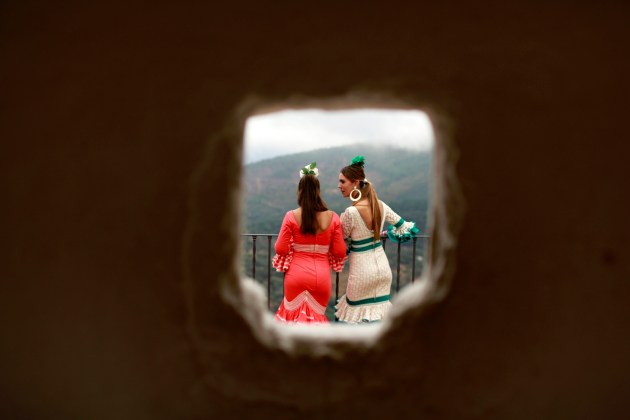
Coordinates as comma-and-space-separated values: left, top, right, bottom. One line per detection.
242, 144, 431, 233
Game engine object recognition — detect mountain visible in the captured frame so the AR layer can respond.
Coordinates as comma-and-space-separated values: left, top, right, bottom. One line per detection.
241, 144, 432, 233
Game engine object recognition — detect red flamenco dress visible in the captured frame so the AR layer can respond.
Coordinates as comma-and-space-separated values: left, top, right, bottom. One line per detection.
272, 210, 347, 324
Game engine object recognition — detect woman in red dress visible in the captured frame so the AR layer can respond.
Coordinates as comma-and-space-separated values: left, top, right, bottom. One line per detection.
273, 162, 347, 324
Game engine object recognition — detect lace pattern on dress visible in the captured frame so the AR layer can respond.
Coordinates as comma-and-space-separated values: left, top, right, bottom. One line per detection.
282, 290, 326, 315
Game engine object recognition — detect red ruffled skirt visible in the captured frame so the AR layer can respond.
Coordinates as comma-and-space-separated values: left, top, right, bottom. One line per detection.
274, 290, 329, 324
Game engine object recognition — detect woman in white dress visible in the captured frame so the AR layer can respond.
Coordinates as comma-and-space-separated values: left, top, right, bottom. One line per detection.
335, 156, 419, 323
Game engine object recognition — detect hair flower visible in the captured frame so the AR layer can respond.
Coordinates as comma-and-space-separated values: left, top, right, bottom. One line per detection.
300, 162, 319, 178
350, 155, 366, 167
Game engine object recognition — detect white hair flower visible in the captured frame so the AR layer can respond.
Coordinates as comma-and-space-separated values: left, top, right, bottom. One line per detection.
299, 162, 319, 178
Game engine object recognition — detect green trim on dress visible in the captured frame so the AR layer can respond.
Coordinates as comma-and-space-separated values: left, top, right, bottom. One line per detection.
349, 242, 382, 252
351, 237, 379, 246
346, 294, 391, 306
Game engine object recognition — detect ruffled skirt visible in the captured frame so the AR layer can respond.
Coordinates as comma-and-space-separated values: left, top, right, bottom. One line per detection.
335, 295, 391, 324
274, 290, 329, 324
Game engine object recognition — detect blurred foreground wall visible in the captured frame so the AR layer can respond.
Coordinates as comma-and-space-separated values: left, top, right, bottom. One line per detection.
2, 2, 629, 419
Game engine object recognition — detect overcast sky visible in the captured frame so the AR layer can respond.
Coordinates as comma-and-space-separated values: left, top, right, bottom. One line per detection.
243, 109, 434, 164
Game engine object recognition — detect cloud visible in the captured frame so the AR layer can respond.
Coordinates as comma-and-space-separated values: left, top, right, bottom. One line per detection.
244, 109, 434, 163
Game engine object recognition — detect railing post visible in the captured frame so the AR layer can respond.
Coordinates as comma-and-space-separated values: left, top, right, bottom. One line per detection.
412, 236, 417, 284
396, 241, 401, 292
252, 235, 257, 281
242, 233, 429, 316
267, 235, 272, 310
335, 272, 339, 304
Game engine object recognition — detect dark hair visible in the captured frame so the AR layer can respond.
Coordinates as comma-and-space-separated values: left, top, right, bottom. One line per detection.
340, 163, 382, 241
297, 175, 328, 235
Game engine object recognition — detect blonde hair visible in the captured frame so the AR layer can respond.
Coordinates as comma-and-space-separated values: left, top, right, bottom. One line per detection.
340, 164, 382, 241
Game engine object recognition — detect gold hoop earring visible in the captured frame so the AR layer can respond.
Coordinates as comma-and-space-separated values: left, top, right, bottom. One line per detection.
350, 187, 362, 202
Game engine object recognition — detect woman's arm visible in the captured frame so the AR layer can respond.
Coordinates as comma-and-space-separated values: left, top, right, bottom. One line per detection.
382, 202, 419, 243
328, 212, 348, 272
329, 213, 348, 258
274, 211, 294, 254
382, 201, 402, 225
340, 207, 353, 239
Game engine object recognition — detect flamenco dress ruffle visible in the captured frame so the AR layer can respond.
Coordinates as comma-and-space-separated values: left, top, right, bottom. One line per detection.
334, 295, 392, 324
273, 290, 329, 324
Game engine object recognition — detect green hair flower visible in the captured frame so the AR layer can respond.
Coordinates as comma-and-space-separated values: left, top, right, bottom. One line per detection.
351, 155, 365, 167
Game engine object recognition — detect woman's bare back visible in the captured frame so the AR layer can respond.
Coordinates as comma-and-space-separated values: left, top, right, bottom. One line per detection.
353, 200, 374, 230
293, 208, 333, 233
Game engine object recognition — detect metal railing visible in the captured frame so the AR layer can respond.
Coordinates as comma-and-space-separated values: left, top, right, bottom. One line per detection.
241, 233, 430, 310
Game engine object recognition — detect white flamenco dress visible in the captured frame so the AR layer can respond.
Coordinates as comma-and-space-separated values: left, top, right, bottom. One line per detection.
335, 201, 418, 324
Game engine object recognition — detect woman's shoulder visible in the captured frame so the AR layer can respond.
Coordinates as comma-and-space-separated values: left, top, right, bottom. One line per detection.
341, 206, 357, 217
319, 210, 338, 231
283, 209, 299, 224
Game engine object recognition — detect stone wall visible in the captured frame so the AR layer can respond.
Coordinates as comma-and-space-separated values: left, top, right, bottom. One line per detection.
2, 2, 629, 418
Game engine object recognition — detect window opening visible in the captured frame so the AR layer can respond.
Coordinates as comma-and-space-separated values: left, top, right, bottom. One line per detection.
240, 108, 434, 323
